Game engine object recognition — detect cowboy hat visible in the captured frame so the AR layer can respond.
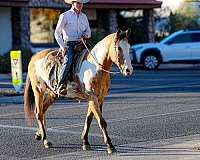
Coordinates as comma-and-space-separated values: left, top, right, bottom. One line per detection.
64, 0, 90, 4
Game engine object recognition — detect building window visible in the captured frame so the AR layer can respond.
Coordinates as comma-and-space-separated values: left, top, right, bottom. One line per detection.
30, 8, 60, 44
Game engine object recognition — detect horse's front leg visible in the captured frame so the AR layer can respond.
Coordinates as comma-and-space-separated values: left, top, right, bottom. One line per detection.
89, 97, 116, 154
81, 103, 104, 150
81, 106, 94, 150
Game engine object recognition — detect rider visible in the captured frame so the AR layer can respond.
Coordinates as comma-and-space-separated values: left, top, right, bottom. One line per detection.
54, 0, 91, 93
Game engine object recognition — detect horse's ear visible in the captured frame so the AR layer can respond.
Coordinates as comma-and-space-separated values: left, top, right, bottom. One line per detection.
126, 29, 131, 37
116, 29, 122, 39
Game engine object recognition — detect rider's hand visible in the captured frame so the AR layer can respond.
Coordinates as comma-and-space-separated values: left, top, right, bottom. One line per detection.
59, 48, 68, 58
81, 35, 90, 40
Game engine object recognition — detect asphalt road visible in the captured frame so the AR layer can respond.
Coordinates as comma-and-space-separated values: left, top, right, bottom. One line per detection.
1, 67, 200, 159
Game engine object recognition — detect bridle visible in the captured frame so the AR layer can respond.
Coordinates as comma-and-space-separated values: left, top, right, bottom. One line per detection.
81, 38, 126, 75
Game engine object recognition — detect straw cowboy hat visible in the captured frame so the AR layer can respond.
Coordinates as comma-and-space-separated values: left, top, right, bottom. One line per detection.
64, 0, 90, 4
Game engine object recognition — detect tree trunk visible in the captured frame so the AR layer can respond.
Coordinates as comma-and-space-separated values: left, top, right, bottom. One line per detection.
143, 9, 155, 42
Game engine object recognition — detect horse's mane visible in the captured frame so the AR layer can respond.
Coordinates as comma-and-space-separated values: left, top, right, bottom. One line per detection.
94, 33, 116, 48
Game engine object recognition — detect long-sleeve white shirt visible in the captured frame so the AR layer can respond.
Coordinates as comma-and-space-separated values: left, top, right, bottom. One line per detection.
54, 8, 91, 49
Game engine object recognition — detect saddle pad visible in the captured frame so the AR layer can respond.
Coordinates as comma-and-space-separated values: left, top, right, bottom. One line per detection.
44, 50, 62, 87
43, 49, 88, 90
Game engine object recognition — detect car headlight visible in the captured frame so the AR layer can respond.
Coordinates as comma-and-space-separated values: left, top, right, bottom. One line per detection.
129, 48, 138, 63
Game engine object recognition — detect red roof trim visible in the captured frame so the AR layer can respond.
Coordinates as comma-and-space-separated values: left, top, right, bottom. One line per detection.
0, 0, 29, 7
86, 0, 162, 9
89, 0, 162, 5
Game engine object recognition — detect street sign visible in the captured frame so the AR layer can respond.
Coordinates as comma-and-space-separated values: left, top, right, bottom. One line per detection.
10, 50, 23, 93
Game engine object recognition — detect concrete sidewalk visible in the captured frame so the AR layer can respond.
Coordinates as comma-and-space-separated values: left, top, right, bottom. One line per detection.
0, 95, 23, 104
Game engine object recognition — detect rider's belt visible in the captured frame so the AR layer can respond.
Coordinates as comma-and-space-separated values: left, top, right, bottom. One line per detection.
65, 41, 80, 46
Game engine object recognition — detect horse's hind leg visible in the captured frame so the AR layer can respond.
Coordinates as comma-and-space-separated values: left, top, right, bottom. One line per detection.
35, 91, 57, 142
32, 86, 51, 148
43, 90, 58, 113
88, 98, 116, 154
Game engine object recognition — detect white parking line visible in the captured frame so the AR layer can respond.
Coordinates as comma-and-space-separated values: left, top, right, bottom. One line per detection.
48, 107, 200, 130
0, 101, 133, 118
1, 108, 199, 144
105, 108, 200, 124
0, 111, 24, 117
0, 124, 135, 141
0, 104, 85, 118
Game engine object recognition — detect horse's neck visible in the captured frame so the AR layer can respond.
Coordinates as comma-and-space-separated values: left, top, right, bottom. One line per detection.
87, 34, 115, 71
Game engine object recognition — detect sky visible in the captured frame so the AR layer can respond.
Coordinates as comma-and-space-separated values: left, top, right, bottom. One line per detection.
161, 0, 183, 12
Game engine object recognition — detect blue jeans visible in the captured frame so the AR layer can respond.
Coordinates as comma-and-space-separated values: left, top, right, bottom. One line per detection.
58, 41, 77, 85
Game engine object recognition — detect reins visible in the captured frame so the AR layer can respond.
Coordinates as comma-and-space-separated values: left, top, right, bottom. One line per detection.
81, 38, 120, 75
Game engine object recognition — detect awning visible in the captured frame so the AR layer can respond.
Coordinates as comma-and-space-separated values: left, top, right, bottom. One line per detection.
85, 0, 162, 9
0, 0, 29, 7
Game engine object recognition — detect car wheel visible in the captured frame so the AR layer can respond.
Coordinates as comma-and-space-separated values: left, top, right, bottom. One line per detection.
142, 54, 160, 70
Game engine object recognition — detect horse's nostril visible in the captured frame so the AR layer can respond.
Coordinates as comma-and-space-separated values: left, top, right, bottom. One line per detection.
126, 69, 130, 73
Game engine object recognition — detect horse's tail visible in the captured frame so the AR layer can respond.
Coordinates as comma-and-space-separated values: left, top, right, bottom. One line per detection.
24, 74, 35, 124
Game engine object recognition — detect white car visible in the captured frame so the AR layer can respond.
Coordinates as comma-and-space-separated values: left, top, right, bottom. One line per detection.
131, 29, 200, 70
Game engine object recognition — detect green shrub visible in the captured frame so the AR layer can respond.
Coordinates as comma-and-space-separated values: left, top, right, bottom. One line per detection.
0, 52, 11, 73
125, 17, 145, 45
169, 12, 199, 33
89, 30, 105, 46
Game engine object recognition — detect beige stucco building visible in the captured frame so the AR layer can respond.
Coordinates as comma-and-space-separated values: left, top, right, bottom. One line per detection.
0, 0, 161, 55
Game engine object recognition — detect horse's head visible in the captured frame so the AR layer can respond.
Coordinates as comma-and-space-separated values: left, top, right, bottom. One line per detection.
110, 29, 133, 76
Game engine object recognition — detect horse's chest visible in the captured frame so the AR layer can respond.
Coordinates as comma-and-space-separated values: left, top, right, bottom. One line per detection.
78, 60, 97, 91
78, 61, 109, 92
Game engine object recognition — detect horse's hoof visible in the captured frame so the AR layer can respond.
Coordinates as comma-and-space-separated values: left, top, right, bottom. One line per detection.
82, 144, 91, 151
107, 146, 117, 154
44, 140, 52, 148
35, 134, 42, 140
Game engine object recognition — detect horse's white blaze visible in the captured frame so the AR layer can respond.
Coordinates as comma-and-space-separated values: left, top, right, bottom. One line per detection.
34, 58, 49, 83
119, 40, 133, 75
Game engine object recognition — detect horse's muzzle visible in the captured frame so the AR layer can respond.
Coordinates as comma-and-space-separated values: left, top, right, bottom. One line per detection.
126, 68, 131, 75
122, 67, 133, 76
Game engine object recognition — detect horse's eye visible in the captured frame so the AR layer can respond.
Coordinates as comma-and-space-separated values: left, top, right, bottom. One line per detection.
118, 47, 122, 51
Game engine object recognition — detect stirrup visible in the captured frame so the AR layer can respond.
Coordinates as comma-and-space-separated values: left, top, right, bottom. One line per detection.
55, 84, 67, 96
56, 85, 63, 95
52, 84, 60, 94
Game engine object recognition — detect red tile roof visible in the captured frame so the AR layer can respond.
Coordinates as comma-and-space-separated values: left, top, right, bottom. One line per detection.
0, 0, 29, 7
90, 0, 161, 5
86, 0, 162, 9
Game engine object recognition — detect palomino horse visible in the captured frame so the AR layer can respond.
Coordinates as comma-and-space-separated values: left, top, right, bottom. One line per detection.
24, 30, 133, 154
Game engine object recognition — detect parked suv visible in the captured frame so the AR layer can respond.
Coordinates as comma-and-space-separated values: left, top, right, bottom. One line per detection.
131, 28, 200, 70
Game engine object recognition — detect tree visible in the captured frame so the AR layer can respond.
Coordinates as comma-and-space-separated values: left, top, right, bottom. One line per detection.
169, 1, 199, 33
